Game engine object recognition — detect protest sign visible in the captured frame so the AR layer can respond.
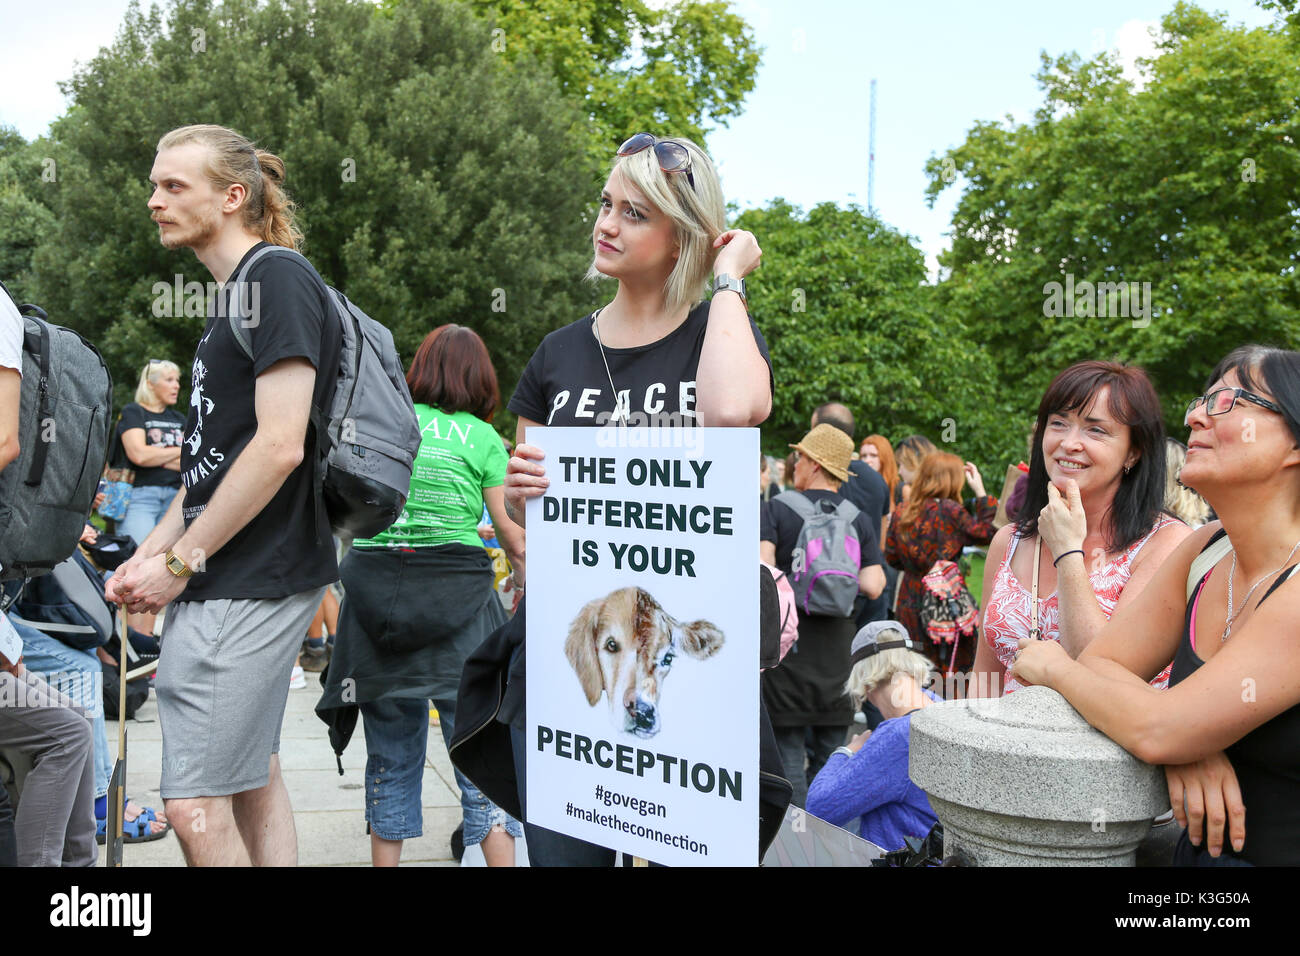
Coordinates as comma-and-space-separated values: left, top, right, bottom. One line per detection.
526, 426, 759, 866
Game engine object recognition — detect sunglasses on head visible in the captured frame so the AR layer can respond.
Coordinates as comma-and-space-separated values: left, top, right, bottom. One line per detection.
617, 133, 695, 191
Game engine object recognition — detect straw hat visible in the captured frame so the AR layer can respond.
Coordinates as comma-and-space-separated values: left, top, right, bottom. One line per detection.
789, 423, 854, 483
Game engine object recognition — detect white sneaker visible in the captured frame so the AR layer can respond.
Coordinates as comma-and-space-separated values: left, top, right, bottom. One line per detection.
289, 665, 306, 689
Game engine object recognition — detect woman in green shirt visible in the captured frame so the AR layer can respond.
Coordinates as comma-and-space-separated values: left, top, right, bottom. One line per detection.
318, 324, 524, 866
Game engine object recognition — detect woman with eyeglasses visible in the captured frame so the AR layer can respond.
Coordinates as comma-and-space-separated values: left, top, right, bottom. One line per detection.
971, 361, 1190, 698
1012, 346, 1300, 866
450, 133, 774, 866
115, 359, 185, 637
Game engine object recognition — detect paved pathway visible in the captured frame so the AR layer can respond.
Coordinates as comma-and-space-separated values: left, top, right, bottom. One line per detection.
108, 671, 528, 867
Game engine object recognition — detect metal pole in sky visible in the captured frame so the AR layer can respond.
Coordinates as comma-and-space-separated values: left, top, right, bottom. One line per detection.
868, 78, 877, 216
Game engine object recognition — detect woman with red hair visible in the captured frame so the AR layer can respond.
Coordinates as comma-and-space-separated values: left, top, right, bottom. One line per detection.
860, 434, 901, 510
886, 451, 997, 677
317, 324, 524, 866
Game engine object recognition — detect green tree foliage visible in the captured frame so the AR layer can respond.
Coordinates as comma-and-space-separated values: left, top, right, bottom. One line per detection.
22, 0, 599, 411
735, 200, 1020, 475
468, 0, 762, 166
0, 127, 56, 290
926, 3, 1300, 433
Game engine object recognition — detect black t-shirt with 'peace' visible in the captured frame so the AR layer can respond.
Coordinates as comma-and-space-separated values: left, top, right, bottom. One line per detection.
508, 301, 773, 426
178, 242, 342, 602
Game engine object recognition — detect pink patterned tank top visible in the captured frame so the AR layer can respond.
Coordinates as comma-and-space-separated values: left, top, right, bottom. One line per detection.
984, 515, 1179, 694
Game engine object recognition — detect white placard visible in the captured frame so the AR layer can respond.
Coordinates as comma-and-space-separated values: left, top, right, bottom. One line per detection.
526, 427, 759, 866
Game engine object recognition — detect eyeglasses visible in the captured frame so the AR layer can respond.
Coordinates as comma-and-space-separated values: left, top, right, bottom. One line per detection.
617, 133, 695, 191
1184, 387, 1285, 425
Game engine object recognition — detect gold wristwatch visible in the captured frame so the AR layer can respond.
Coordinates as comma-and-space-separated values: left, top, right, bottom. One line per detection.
164, 549, 194, 578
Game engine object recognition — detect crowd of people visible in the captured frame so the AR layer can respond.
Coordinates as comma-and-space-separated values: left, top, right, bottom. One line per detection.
1, 120, 1297, 869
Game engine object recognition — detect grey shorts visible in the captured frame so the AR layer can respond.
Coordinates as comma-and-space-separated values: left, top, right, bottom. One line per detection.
156, 588, 323, 799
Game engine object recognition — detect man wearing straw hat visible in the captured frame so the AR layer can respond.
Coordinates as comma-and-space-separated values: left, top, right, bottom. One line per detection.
760, 423, 886, 808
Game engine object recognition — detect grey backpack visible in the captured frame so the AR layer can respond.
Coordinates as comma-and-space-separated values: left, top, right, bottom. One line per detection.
774, 491, 863, 617
0, 281, 113, 584
225, 247, 421, 542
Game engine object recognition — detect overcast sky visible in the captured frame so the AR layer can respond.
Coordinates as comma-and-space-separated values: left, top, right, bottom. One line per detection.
1, 0, 1281, 278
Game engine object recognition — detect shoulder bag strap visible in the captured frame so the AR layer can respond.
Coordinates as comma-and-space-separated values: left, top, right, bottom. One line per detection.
1029, 536, 1042, 640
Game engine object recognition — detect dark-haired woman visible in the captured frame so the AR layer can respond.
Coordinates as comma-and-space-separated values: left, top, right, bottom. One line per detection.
973, 361, 1190, 697
1012, 346, 1300, 865
316, 325, 524, 866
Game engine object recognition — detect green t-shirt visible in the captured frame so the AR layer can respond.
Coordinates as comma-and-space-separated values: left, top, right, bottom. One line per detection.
354, 405, 507, 550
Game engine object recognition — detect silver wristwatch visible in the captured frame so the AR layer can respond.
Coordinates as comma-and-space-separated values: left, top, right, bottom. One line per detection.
712, 273, 747, 305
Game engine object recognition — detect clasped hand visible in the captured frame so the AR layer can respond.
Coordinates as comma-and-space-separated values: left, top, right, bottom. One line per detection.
1166, 751, 1245, 858
104, 552, 189, 614
1008, 635, 1070, 688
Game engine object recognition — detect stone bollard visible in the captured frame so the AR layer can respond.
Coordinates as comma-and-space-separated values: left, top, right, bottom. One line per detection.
909, 686, 1169, 865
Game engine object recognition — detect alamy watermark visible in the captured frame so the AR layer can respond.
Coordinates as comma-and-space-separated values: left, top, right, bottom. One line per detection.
1042, 274, 1152, 328
152, 276, 261, 327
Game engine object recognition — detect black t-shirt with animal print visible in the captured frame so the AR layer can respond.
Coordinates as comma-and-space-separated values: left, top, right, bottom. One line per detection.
178, 243, 342, 601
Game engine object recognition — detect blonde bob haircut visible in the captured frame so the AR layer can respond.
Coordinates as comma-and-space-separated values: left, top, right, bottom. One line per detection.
585, 135, 727, 317
134, 359, 180, 408
844, 625, 934, 710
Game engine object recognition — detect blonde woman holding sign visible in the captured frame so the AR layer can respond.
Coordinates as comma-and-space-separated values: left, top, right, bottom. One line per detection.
451, 133, 774, 866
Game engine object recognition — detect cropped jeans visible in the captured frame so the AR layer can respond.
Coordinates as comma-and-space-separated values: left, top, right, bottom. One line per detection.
117, 484, 179, 547
360, 695, 522, 846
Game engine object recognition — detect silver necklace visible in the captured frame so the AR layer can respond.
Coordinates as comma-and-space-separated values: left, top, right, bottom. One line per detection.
591, 307, 624, 424
1222, 537, 1300, 642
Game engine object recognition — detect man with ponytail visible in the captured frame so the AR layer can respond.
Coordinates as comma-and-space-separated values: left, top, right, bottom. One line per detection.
105, 125, 342, 866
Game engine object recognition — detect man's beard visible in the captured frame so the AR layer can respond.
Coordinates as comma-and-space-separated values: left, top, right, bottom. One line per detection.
160, 206, 220, 251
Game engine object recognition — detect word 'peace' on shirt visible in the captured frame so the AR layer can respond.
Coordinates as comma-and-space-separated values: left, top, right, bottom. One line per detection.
508, 302, 773, 427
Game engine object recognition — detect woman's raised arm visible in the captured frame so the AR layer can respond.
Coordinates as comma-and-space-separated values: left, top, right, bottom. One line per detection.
695, 230, 770, 427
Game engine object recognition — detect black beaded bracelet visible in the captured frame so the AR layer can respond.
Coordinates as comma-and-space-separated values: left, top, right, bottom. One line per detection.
1053, 549, 1084, 567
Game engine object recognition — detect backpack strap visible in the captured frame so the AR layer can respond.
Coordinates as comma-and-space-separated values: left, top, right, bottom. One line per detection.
20, 318, 52, 488
773, 490, 816, 518
832, 498, 860, 521
224, 244, 299, 361
1186, 528, 1232, 603
223, 244, 335, 544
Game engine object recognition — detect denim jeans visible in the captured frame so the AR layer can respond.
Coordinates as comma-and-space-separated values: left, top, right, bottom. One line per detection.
117, 484, 179, 547
7, 615, 111, 800
360, 695, 522, 845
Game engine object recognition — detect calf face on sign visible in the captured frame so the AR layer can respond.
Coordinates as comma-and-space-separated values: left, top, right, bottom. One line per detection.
564, 587, 725, 738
